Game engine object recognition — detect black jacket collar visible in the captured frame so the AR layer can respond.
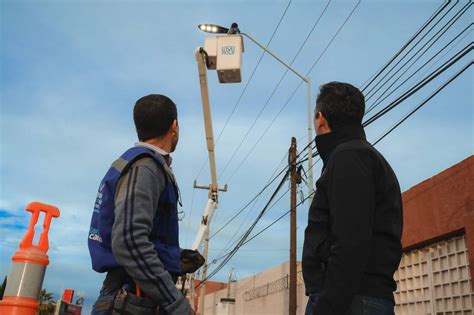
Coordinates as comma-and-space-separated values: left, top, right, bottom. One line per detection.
316, 123, 366, 166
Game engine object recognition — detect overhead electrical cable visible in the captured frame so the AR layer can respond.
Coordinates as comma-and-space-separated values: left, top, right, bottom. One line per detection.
365, 22, 473, 115
413, 27, 472, 82
363, 0, 460, 100
365, 1, 471, 106
210, 134, 307, 243
196, 169, 289, 287
213, 138, 313, 253
359, 0, 452, 91
297, 43, 472, 165
208, 165, 288, 240
212, 187, 291, 262
371, 61, 472, 146
363, 43, 472, 126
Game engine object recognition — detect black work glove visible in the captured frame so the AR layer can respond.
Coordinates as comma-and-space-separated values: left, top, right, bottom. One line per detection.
180, 249, 205, 274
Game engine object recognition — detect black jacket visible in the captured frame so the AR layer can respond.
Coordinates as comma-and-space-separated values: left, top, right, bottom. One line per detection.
302, 124, 403, 315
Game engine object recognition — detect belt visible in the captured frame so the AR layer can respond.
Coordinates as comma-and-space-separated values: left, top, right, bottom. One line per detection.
94, 268, 162, 315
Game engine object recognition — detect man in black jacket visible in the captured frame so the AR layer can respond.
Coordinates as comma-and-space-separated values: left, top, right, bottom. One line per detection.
302, 82, 403, 315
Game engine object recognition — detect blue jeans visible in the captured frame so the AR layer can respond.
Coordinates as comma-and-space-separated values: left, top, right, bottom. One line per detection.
305, 293, 394, 315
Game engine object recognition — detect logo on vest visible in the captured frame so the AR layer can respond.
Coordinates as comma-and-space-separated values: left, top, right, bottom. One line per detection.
93, 190, 103, 213
89, 227, 102, 242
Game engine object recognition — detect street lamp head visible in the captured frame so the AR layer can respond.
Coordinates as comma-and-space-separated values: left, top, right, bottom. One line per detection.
198, 24, 229, 34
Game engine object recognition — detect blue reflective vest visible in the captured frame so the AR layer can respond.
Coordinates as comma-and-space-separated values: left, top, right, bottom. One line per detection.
88, 146, 181, 274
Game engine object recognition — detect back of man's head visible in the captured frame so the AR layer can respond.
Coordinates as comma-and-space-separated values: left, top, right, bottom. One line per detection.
315, 82, 365, 131
134, 94, 177, 141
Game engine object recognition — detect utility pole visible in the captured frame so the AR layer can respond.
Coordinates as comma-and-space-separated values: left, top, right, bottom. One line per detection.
289, 137, 298, 315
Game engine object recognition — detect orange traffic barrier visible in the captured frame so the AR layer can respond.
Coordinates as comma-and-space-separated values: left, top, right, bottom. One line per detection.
0, 202, 60, 315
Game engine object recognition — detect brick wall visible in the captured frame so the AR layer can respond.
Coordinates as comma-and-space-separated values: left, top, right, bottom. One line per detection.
401, 155, 474, 288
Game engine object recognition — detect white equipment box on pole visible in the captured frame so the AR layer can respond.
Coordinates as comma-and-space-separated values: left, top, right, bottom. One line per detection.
204, 35, 244, 83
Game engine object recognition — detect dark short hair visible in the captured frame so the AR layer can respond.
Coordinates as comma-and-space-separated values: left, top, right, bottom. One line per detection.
133, 94, 177, 141
315, 82, 365, 130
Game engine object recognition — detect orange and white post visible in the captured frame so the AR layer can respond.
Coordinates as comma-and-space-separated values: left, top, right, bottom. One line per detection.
0, 202, 60, 315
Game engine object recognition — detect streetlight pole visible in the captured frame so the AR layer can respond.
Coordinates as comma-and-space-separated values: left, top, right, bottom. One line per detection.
193, 24, 315, 314
240, 31, 314, 204
196, 23, 315, 203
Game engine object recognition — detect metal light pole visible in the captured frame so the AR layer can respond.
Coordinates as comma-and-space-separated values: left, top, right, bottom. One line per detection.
197, 23, 314, 204
238, 31, 314, 204
193, 23, 315, 314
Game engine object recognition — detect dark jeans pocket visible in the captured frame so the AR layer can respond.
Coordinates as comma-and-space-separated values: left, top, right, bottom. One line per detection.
361, 296, 394, 315
305, 293, 321, 315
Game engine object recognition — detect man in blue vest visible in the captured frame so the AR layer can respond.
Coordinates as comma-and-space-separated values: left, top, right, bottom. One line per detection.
89, 94, 202, 314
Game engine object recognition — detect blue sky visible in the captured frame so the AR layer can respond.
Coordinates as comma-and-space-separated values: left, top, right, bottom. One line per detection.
1, 0, 472, 313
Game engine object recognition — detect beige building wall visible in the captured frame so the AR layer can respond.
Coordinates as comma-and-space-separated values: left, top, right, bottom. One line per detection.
203, 261, 308, 315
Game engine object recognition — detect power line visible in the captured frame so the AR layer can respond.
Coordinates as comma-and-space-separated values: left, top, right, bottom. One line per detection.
200, 186, 311, 284
413, 27, 472, 83
212, 187, 291, 262
359, 0, 451, 91
364, 43, 472, 126
372, 61, 472, 146
365, 1, 471, 108
210, 138, 297, 241
197, 169, 289, 287
208, 165, 288, 240
222, 0, 360, 184
297, 43, 472, 169
211, 143, 313, 261
363, 0, 459, 101
210, 133, 311, 241
209, 136, 312, 265
211, 195, 262, 261
303, 0, 361, 77
243, 192, 314, 247
300, 42, 474, 163
204, 154, 318, 281
193, 0, 293, 180
217, 0, 332, 180
298, 42, 474, 165
365, 22, 473, 115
